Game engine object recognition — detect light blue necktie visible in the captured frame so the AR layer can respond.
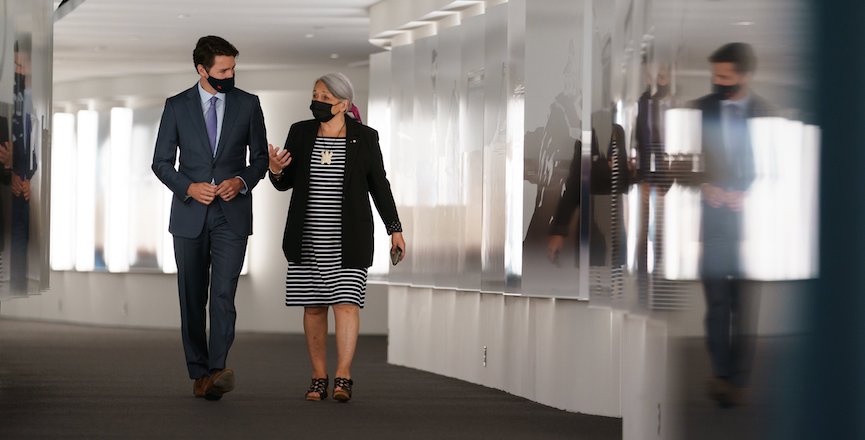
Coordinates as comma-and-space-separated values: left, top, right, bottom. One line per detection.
205, 96, 218, 155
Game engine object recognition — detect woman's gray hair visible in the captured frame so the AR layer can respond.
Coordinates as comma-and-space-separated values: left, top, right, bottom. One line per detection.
317, 72, 354, 107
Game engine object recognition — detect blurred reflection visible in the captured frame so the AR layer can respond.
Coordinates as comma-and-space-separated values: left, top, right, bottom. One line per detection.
10, 35, 36, 292
545, 129, 612, 267
524, 41, 581, 248
693, 42, 771, 407
635, 61, 672, 307
0, 113, 9, 279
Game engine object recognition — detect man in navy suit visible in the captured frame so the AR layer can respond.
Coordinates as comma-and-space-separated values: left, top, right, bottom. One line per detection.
152, 36, 268, 400
694, 42, 771, 407
10, 37, 37, 292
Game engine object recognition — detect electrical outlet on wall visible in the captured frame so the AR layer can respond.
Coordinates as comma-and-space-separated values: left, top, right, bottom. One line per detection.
482, 346, 487, 367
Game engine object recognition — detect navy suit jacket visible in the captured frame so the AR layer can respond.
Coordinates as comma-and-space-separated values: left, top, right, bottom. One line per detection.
692, 92, 772, 278
152, 84, 268, 238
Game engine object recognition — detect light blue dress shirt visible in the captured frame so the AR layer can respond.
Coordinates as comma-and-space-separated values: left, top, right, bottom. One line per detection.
197, 82, 247, 193
197, 82, 225, 152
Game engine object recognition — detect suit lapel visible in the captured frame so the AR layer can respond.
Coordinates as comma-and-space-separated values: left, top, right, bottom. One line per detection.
214, 91, 240, 161
185, 86, 212, 156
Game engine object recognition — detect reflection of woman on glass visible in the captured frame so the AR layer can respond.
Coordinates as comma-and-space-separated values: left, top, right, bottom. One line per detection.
10, 37, 36, 291
268, 73, 406, 402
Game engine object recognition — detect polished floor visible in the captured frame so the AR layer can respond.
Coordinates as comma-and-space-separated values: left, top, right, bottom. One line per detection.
0, 319, 621, 439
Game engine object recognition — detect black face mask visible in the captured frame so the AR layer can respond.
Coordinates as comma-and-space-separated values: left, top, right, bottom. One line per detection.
207, 74, 235, 93
712, 82, 740, 100
310, 100, 336, 122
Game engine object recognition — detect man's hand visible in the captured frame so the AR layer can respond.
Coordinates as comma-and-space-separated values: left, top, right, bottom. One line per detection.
187, 182, 217, 205
268, 143, 292, 174
21, 179, 31, 201
0, 141, 11, 169
701, 183, 726, 208
216, 177, 244, 202
11, 174, 23, 197
725, 191, 746, 212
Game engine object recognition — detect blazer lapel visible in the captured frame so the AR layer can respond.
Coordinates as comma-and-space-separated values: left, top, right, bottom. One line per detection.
344, 118, 361, 187
185, 86, 211, 156
296, 122, 317, 183
214, 91, 240, 161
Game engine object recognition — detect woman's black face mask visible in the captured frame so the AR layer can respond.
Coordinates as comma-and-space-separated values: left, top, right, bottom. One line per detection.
310, 100, 336, 122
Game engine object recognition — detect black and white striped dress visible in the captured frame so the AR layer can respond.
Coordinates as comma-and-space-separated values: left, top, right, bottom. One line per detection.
284, 136, 368, 308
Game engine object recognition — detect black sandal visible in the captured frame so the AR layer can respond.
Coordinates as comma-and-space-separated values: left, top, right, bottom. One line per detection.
305, 377, 328, 401
333, 377, 353, 402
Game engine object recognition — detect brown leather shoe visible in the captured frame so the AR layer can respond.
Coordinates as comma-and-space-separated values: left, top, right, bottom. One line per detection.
193, 377, 209, 398
205, 368, 235, 401
706, 376, 745, 408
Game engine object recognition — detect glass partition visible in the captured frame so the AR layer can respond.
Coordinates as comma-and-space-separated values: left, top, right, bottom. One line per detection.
369, 0, 817, 304
0, 0, 53, 298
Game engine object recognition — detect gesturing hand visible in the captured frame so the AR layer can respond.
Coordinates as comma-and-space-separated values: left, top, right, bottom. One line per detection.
187, 182, 217, 205
268, 143, 292, 174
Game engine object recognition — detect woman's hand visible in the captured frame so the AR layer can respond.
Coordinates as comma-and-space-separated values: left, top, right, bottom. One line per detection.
391, 232, 406, 263
547, 235, 565, 264
268, 143, 292, 174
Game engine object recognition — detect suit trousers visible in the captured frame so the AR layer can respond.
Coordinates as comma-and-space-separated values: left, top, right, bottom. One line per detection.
10, 195, 29, 292
702, 278, 760, 387
173, 201, 248, 379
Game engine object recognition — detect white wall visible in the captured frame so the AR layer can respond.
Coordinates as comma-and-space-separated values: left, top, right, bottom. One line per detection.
388, 284, 675, 430
1, 65, 391, 335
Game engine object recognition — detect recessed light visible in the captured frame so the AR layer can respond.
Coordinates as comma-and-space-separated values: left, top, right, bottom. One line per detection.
330, 53, 339, 59
305, 33, 314, 38
733, 21, 754, 26
177, 13, 190, 19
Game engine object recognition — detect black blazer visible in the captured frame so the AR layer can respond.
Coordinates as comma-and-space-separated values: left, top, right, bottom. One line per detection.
270, 117, 402, 268
152, 85, 269, 238
549, 125, 626, 235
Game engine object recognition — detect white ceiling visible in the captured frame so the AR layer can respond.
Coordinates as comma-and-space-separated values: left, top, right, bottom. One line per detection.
53, 0, 810, 85
53, 0, 382, 82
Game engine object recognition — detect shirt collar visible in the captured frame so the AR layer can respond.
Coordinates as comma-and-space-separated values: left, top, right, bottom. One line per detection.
197, 81, 225, 105
722, 92, 751, 111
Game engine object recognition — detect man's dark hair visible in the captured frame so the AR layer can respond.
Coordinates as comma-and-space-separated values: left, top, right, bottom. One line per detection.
193, 36, 238, 73
709, 42, 757, 74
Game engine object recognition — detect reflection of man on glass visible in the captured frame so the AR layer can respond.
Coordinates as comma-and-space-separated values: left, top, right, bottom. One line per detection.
0, 115, 11, 280
694, 43, 770, 407
10, 37, 36, 291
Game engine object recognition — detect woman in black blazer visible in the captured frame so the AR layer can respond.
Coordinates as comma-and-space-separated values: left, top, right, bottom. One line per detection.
268, 73, 405, 402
